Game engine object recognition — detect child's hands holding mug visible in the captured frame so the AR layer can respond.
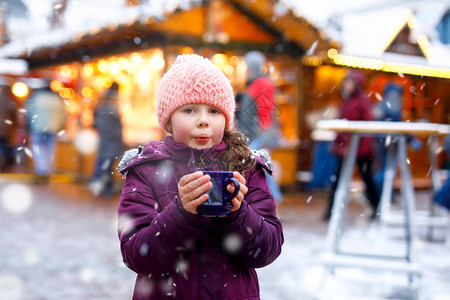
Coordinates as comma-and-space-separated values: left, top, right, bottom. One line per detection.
178, 171, 212, 215
177, 171, 248, 215
227, 171, 248, 212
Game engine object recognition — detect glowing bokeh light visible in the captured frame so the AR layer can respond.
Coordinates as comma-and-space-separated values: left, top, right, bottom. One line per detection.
1, 183, 33, 213
74, 129, 99, 154
11, 82, 29, 99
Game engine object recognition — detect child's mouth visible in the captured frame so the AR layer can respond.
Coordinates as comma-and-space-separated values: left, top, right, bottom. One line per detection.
195, 136, 210, 143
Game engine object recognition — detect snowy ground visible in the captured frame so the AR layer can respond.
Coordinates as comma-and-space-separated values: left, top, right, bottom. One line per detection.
0, 181, 449, 300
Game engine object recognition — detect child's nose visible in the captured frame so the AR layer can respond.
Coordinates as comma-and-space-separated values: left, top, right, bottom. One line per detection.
197, 112, 209, 127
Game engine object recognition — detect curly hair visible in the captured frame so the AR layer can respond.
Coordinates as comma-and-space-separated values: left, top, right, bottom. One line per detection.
220, 130, 256, 174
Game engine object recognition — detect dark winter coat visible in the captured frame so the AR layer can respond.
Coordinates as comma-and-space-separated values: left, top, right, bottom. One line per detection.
93, 101, 124, 159
331, 72, 375, 159
118, 136, 284, 300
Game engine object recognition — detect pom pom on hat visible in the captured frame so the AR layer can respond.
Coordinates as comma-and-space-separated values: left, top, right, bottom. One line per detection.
157, 54, 235, 132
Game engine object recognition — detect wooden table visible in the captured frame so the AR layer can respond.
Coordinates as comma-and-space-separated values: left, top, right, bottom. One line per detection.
315, 120, 450, 282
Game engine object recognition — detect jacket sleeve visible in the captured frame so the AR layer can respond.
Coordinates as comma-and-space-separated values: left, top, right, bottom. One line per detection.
212, 165, 284, 269
118, 167, 205, 278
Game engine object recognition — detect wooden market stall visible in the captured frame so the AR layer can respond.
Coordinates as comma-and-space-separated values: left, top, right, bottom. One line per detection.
4, 0, 336, 185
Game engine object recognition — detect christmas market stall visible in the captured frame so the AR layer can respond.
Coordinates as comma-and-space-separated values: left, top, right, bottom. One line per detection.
0, 0, 336, 186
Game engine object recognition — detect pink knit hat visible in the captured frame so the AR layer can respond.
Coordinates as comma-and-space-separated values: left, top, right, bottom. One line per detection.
157, 54, 235, 132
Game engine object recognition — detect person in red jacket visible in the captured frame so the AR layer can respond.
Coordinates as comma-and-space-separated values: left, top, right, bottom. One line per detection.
236, 51, 283, 203
118, 54, 283, 299
323, 70, 380, 220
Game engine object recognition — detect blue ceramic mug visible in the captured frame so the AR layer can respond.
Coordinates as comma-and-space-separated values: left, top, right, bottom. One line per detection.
197, 171, 240, 217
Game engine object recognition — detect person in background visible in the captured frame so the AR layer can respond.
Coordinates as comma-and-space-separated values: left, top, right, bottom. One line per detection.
0, 84, 16, 172
236, 50, 283, 203
323, 70, 380, 220
117, 54, 283, 299
373, 83, 421, 196
307, 105, 339, 191
89, 82, 124, 196
434, 134, 450, 210
26, 82, 66, 182
373, 83, 404, 194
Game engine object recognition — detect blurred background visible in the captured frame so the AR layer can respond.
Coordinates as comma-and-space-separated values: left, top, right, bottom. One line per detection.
0, 0, 448, 185
0, 0, 449, 299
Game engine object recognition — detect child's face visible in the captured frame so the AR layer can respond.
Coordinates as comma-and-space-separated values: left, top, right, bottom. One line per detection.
168, 103, 226, 149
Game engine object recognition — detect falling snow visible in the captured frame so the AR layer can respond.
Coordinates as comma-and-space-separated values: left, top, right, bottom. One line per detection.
223, 233, 243, 254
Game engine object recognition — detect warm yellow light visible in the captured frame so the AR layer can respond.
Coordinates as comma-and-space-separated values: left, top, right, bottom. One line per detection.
11, 82, 29, 98
301, 56, 323, 67
333, 54, 344, 65
82, 87, 93, 98
69, 88, 75, 98
137, 68, 150, 86
98, 59, 109, 74
59, 65, 73, 80
131, 53, 143, 66
327, 48, 338, 59
66, 99, 81, 115
180, 47, 194, 54
59, 87, 71, 98
118, 57, 130, 69
149, 55, 165, 70
82, 63, 94, 78
50, 80, 63, 92
329, 53, 450, 79
102, 77, 113, 89
109, 62, 121, 74
417, 35, 431, 59
212, 53, 227, 68
223, 65, 234, 75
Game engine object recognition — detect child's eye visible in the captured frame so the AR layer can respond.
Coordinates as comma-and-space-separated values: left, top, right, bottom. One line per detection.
183, 108, 195, 114
210, 108, 221, 114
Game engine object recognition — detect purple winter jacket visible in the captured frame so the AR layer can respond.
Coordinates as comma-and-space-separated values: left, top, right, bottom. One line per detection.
118, 136, 284, 300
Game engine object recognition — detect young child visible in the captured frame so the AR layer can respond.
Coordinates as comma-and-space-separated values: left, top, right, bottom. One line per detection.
118, 54, 284, 299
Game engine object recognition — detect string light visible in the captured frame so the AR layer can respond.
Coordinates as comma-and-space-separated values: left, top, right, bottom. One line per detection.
302, 52, 450, 79
11, 82, 29, 99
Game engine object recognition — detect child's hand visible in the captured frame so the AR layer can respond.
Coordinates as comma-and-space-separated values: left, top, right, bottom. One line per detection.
227, 172, 248, 212
178, 171, 212, 215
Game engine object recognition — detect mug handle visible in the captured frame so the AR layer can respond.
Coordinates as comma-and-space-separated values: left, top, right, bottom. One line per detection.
225, 178, 240, 202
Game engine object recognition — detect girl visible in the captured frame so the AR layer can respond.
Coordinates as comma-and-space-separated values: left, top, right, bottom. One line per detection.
118, 54, 284, 299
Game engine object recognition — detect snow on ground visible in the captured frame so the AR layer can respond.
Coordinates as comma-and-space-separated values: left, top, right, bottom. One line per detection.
0, 182, 449, 300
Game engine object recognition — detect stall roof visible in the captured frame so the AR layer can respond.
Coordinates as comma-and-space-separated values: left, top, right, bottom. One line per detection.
0, 58, 28, 75
2, 0, 448, 71
287, 0, 450, 69
0, 0, 335, 68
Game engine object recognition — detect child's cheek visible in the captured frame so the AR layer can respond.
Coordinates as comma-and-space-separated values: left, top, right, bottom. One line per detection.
172, 123, 193, 145
211, 130, 224, 146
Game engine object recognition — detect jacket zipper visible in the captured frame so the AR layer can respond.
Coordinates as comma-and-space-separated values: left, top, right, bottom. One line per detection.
198, 153, 206, 168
